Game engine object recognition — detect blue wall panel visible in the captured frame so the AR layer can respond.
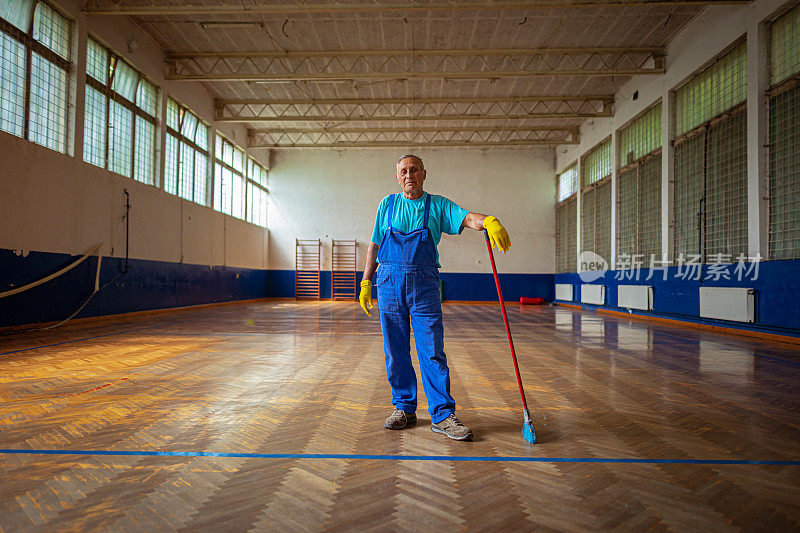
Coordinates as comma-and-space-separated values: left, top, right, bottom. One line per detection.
0, 248, 267, 328
440, 272, 554, 302
554, 259, 800, 336
7, 242, 795, 337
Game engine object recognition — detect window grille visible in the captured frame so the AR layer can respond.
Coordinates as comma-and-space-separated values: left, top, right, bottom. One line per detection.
556, 198, 577, 273
108, 100, 133, 176
32, 2, 69, 60
581, 179, 612, 263
617, 166, 638, 259
705, 110, 748, 258
674, 132, 705, 259
246, 158, 268, 228
768, 82, 800, 259
556, 164, 578, 272
582, 187, 596, 259
673, 107, 747, 261
638, 155, 662, 261
616, 103, 663, 265
580, 139, 612, 264
83, 86, 106, 167
165, 98, 210, 205
84, 38, 157, 185
134, 117, 155, 185
28, 52, 67, 152
595, 181, 612, 263
0, 33, 26, 137
581, 138, 611, 186
0, 1, 70, 153
616, 155, 663, 263
673, 41, 748, 263
85, 37, 107, 82
768, 5, 800, 260
2, 0, 34, 32
675, 43, 746, 136
164, 134, 179, 195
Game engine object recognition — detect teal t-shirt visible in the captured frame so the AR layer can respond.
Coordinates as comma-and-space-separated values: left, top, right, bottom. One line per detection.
371, 192, 470, 266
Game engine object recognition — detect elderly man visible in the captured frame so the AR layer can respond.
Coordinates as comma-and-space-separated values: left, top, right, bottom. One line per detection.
359, 154, 510, 441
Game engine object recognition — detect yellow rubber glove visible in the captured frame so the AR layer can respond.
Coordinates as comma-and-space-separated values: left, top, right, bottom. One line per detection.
483, 216, 511, 254
359, 279, 373, 317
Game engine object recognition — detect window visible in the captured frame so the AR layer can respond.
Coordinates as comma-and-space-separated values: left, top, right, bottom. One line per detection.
581, 137, 611, 187
617, 103, 662, 264
213, 135, 245, 219
84, 38, 157, 185
581, 139, 612, 263
165, 98, 210, 205
675, 43, 747, 137
673, 43, 747, 262
555, 165, 577, 273
246, 158, 268, 228
770, 4, 800, 87
619, 102, 661, 168
769, 5, 800, 260
557, 165, 578, 202
0, 0, 71, 153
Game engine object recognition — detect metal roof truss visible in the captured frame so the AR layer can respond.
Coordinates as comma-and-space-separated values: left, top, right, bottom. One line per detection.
216, 95, 614, 123
248, 125, 580, 148
167, 48, 665, 81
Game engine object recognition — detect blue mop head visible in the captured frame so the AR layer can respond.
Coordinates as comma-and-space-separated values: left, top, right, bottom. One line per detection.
521, 409, 536, 444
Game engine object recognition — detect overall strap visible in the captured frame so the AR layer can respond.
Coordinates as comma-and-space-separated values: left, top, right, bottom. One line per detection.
422, 193, 432, 230
386, 194, 396, 230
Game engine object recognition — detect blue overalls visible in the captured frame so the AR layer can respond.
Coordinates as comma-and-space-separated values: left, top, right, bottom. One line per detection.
376, 193, 455, 424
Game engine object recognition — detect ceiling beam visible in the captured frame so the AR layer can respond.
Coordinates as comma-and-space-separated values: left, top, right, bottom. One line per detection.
167, 48, 664, 81
248, 125, 580, 148
216, 95, 614, 123
83, 1, 749, 16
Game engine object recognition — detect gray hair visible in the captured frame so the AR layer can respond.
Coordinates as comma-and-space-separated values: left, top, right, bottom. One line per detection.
396, 154, 424, 170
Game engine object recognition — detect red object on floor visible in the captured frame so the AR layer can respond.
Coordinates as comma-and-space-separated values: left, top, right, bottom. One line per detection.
519, 297, 544, 305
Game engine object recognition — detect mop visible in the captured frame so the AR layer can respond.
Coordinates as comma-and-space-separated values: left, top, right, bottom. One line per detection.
484, 230, 536, 444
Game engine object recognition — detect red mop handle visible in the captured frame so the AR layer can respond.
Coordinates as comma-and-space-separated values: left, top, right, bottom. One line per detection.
484, 230, 529, 411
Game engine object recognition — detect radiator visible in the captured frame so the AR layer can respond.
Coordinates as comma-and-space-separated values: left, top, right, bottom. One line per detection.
580, 284, 605, 305
617, 285, 653, 310
555, 283, 573, 301
699, 287, 755, 323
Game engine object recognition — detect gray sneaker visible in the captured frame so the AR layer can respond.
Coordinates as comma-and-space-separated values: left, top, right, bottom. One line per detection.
384, 408, 417, 430
431, 414, 473, 441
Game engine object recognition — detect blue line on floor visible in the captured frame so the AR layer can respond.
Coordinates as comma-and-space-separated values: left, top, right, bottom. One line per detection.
0, 324, 168, 357
0, 449, 797, 465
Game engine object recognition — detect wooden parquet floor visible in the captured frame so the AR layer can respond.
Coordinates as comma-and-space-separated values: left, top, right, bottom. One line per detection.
0, 300, 799, 531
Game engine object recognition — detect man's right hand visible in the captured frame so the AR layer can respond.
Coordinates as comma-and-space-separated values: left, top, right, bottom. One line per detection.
359, 279, 373, 317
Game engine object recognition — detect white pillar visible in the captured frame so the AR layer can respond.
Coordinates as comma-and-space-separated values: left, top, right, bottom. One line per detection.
747, 20, 770, 259
610, 130, 618, 269
69, 16, 87, 160
576, 156, 582, 271
661, 91, 675, 262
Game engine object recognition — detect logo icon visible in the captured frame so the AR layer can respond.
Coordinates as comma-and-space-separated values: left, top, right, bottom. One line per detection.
578, 251, 608, 283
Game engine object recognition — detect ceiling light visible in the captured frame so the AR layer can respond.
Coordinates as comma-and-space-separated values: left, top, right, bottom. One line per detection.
444, 77, 500, 83
200, 21, 264, 29
253, 79, 350, 84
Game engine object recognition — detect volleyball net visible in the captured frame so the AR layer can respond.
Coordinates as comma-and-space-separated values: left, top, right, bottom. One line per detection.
0, 198, 130, 332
